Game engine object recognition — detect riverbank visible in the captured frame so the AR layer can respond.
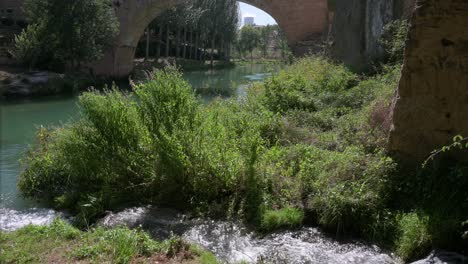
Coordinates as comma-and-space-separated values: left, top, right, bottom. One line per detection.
0, 65, 106, 100
0, 219, 218, 264
5, 56, 468, 262
0, 206, 402, 264
2, 208, 466, 264
0, 59, 279, 100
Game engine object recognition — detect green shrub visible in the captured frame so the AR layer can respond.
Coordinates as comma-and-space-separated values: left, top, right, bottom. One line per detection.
12, 22, 60, 70
263, 57, 356, 113
303, 147, 396, 234
20, 87, 156, 224
260, 207, 304, 232
395, 212, 431, 261
19, 68, 273, 223
18, 0, 118, 70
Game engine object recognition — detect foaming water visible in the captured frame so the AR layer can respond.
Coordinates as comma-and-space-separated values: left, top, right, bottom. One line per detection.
0, 208, 59, 231
244, 73, 273, 81
102, 206, 401, 264
184, 222, 399, 264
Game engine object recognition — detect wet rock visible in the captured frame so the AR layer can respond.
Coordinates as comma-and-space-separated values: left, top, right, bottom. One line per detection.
0, 71, 75, 98
411, 251, 468, 264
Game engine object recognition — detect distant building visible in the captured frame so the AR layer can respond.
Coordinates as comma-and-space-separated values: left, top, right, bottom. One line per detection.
244, 16, 255, 26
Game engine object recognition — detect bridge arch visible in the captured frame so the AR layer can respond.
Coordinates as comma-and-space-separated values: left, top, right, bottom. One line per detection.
92, 0, 328, 77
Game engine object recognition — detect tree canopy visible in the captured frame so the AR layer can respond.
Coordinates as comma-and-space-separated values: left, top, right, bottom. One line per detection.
14, 0, 119, 71
239, 25, 261, 60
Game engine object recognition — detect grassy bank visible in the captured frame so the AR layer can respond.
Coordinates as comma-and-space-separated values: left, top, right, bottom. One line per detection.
18, 57, 468, 261
0, 219, 217, 264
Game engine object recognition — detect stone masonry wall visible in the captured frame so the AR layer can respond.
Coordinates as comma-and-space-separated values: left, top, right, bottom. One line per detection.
331, 0, 415, 71
389, 0, 468, 161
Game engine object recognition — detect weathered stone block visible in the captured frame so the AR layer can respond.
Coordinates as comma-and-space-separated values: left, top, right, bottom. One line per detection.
390, 0, 468, 161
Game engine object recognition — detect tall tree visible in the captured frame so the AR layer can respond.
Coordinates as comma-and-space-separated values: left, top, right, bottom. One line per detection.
259, 25, 273, 58
239, 25, 260, 61
15, 0, 118, 70
149, 0, 238, 64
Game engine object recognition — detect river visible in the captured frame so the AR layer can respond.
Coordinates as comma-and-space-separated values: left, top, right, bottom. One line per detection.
0, 64, 405, 263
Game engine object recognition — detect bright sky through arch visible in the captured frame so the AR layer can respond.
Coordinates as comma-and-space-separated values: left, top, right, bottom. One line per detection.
239, 2, 277, 26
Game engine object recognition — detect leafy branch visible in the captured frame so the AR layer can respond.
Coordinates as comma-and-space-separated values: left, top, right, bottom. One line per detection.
422, 135, 468, 168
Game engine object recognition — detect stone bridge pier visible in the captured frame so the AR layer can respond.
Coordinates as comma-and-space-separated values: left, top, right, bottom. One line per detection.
92, 0, 329, 77
390, 0, 468, 161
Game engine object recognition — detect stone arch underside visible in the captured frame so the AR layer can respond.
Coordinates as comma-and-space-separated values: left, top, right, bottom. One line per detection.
92, 0, 328, 77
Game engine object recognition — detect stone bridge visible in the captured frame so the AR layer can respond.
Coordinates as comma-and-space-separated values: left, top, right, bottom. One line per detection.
3, 0, 467, 161
92, 0, 329, 77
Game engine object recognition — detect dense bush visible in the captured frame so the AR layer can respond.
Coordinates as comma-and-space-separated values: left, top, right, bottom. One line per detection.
19, 69, 268, 223
19, 57, 467, 260
262, 57, 357, 113
12, 23, 59, 70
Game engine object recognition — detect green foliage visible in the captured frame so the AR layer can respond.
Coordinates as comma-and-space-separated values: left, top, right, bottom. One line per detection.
395, 212, 431, 261
72, 227, 162, 263
423, 135, 468, 168
260, 207, 304, 232
18, 56, 467, 260
19, 68, 269, 222
19, 58, 396, 228
258, 25, 274, 58
0, 219, 79, 263
387, 134, 468, 257
305, 147, 395, 234
15, 0, 119, 70
239, 25, 261, 60
189, 245, 220, 264
12, 23, 59, 70
152, 0, 239, 61
262, 57, 357, 113
20, 87, 156, 224
233, 24, 290, 61
380, 19, 410, 64
0, 219, 213, 264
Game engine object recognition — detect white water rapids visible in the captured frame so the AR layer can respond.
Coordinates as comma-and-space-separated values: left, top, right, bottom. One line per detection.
2, 206, 467, 264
